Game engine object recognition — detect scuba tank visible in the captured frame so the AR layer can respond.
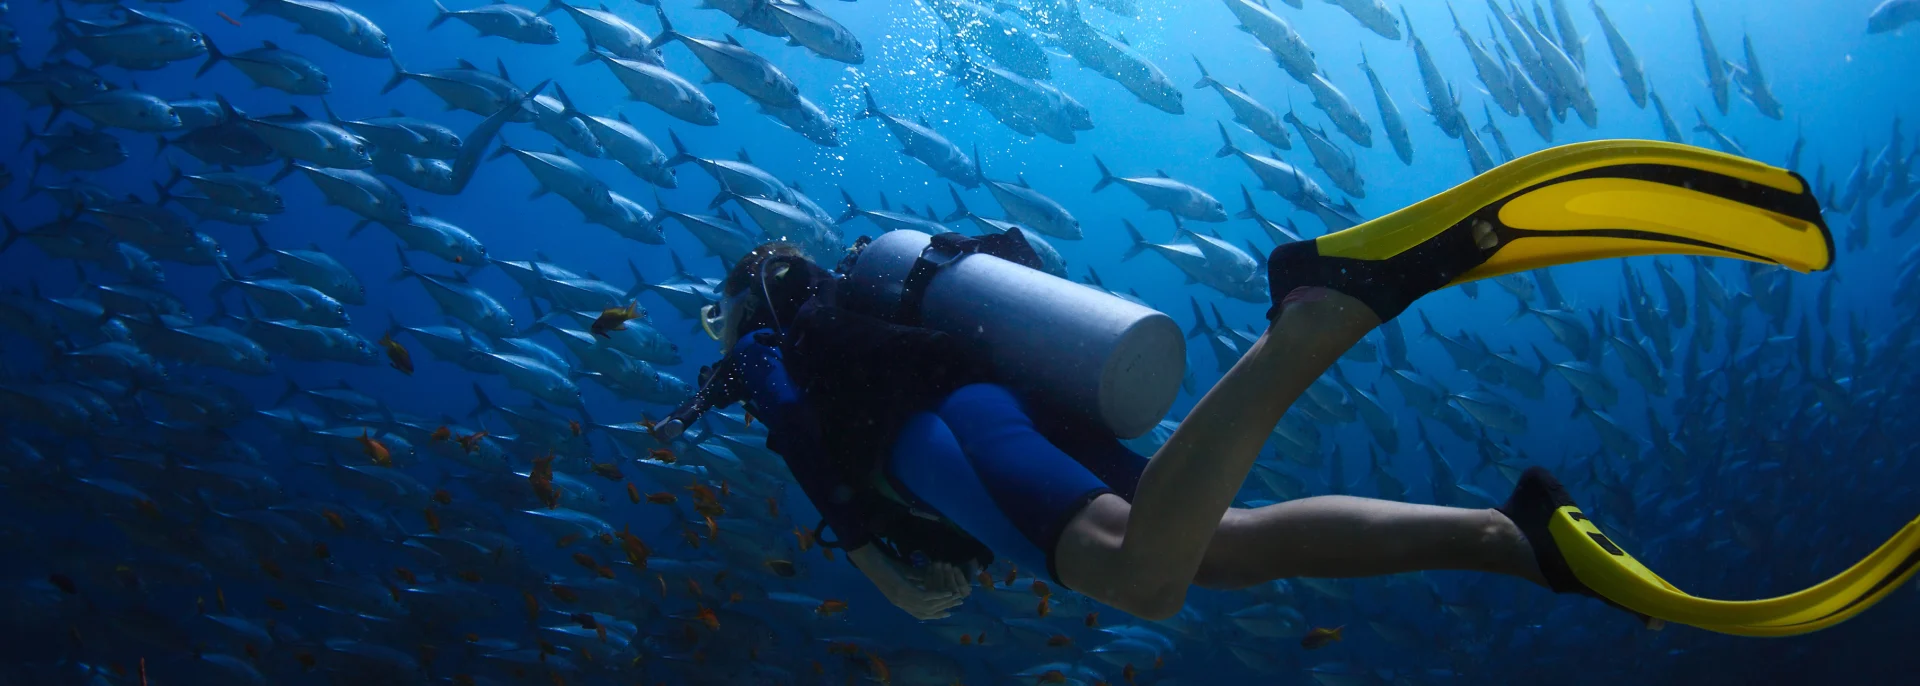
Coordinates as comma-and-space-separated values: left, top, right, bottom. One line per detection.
840, 230, 1185, 439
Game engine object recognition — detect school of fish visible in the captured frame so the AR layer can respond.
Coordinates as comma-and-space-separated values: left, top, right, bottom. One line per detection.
1, 0, 1917, 685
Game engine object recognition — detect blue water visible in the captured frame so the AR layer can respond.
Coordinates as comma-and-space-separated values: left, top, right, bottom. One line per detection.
2, 0, 1917, 684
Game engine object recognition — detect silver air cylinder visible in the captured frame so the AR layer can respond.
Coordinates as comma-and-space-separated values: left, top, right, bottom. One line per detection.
841, 230, 1185, 439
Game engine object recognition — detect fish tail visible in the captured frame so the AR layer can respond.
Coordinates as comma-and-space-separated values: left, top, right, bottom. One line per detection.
1120, 219, 1148, 262
196, 33, 225, 78
941, 184, 970, 223
857, 85, 881, 120
0, 216, 19, 255
150, 180, 174, 208
647, 5, 680, 51
1215, 120, 1238, 158
665, 129, 694, 168
469, 382, 496, 419
1091, 155, 1116, 193
390, 244, 418, 283
1185, 296, 1210, 339
538, 0, 570, 17
1191, 55, 1215, 90
245, 226, 272, 263
1235, 185, 1262, 221
836, 186, 860, 225
428, 0, 454, 30
380, 56, 410, 95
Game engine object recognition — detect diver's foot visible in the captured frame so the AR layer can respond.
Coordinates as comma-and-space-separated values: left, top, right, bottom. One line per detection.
1499, 466, 1663, 629
1265, 217, 1498, 323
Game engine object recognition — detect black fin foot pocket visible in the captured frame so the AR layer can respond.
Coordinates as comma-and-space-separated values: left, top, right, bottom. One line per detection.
1265, 218, 1495, 323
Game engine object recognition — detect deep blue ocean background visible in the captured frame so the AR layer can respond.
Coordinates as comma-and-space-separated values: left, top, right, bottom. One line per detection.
2, 0, 1918, 684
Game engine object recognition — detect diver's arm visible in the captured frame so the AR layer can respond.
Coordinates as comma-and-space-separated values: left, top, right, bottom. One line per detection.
729, 331, 874, 550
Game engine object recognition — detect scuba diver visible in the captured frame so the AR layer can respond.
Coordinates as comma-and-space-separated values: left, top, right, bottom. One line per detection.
654, 141, 1918, 635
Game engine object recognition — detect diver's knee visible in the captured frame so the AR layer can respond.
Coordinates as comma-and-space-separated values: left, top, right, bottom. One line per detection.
939, 382, 1018, 412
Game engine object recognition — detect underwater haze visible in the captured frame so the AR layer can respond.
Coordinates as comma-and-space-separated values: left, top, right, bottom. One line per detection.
1, 0, 1918, 684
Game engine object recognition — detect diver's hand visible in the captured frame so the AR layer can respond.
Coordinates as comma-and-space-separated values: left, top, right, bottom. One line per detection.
651, 418, 685, 442
849, 545, 969, 620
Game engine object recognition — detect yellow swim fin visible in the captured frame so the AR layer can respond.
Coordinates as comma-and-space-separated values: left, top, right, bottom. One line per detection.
1550, 507, 1920, 637
1267, 140, 1832, 322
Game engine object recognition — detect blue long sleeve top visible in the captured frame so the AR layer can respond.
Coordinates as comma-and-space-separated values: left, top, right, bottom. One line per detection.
729, 330, 872, 550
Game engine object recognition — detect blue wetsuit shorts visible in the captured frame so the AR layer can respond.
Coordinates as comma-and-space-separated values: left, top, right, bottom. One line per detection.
886, 383, 1150, 586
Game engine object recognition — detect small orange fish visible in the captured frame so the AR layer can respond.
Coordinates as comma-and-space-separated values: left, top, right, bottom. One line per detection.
588, 461, 623, 481
764, 559, 796, 577
571, 552, 599, 570
550, 584, 579, 603
656, 573, 668, 598
556, 534, 580, 548
719, 480, 730, 497
568, 420, 583, 437
594, 625, 607, 643
464, 633, 479, 643
742, 411, 754, 427
456, 570, 481, 583
647, 447, 675, 463
728, 591, 743, 604
975, 631, 987, 645
433, 489, 453, 505
1031, 580, 1050, 598
1046, 634, 1073, 648
594, 565, 615, 579
693, 606, 721, 631
295, 652, 316, 671
522, 591, 540, 622
686, 578, 703, 598
378, 334, 413, 375
1153, 655, 1164, 670
453, 256, 464, 264
821, 546, 835, 561
646, 492, 677, 505
1085, 612, 1099, 628
703, 514, 718, 541
395, 567, 418, 584
868, 654, 891, 686
591, 301, 643, 338
1004, 565, 1018, 587
358, 429, 392, 467
1037, 670, 1067, 684
424, 508, 440, 534
626, 483, 641, 504
137, 657, 148, 686
959, 634, 973, 646
215, 587, 228, 613
258, 558, 283, 580
430, 426, 452, 442
977, 570, 994, 587
313, 543, 331, 559
385, 584, 401, 602
766, 496, 779, 517
1300, 625, 1344, 650
795, 528, 815, 552
322, 509, 346, 531
456, 431, 489, 454
1122, 664, 1136, 685
816, 599, 848, 617
685, 483, 716, 501
1035, 598, 1049, 618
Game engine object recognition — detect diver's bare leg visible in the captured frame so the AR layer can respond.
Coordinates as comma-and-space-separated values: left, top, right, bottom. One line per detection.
1055, 287, 1378, 618
1190, 497, 1546, 590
